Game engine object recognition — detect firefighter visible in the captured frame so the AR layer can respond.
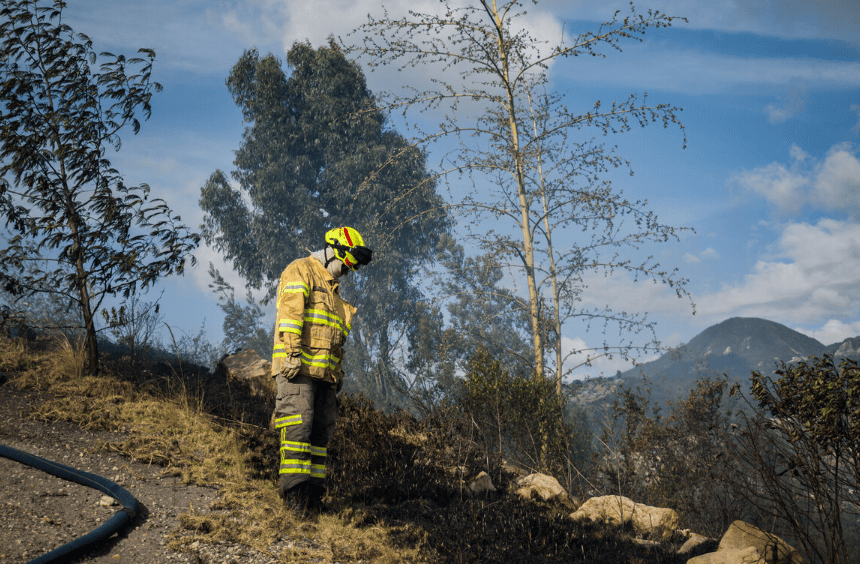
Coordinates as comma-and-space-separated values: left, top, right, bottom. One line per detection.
271, 226, 372, 513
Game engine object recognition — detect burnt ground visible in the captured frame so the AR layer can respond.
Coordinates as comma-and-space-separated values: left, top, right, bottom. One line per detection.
0, 383, 304, 564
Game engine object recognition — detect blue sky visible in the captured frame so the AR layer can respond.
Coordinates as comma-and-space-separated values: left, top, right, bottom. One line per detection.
50, 0, 860, 379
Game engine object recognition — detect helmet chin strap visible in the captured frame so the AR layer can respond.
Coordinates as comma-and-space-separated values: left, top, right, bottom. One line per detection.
322, 246, 348, 279
323, 245, 337, 269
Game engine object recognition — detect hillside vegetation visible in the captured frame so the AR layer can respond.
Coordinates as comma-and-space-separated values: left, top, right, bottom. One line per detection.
2, 325, 858, 563
0, 332, 708, 564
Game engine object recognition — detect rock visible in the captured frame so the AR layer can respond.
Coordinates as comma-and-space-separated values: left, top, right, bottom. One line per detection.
468, 471, 497, 494
687, 520, 803, 564
569, 495, 680, 541
220, 349, 275, 400
501, 459, 528, 477
98, 495, 118, 507
678, 533, 713, 554
718, 521, 802, 564
630, 537, 661, 547
687, 546, 763, 564
515, 473, 569, 504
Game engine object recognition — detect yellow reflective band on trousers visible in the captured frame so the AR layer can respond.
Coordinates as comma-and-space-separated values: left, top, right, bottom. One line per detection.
300, 350, 340, 370
280, 458, 311, 475
275, 414, 302, 429
310, 445, 327, 457
304, 308, 350, 339
310, 464, 325, 479
281, 440, 311, 454
280, 281, 309, 298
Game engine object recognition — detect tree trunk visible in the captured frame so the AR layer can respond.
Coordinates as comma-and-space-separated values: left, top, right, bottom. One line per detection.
485, 0, 543, 378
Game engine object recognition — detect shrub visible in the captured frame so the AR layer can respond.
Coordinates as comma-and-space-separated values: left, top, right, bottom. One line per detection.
729, 355, 860, 564
598, 377, 744, 537
455, 349, 593, 495
328, 393, 485, 505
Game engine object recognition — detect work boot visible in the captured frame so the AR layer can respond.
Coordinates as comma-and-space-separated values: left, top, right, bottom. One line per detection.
281, 483, 312, 514
306, 484, 333, 515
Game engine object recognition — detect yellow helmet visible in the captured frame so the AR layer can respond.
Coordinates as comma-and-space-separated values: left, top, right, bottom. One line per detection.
325, 227, 372, 271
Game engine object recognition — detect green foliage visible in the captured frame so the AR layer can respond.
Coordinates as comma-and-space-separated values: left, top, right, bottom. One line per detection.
101, 292, 164, 366
600, 377, 744, 537
207, 264, 269, 359
729, 355, 860, 564
200, 40, 450, 409
750, 354, 859, 455
348, 0, 691, 381
440, 236, 534, 375
456, 349, 592, 492
404, 236, 536, 414
0, 0, 199, 374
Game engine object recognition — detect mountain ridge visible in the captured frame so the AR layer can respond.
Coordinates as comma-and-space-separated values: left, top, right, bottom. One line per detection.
570, 316, 859, 409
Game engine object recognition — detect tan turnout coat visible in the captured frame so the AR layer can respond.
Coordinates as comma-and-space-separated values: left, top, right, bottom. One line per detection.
271, 255, 356, 387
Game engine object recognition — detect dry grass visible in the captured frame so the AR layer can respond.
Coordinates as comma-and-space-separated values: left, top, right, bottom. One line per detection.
0, 334, 427, 563
54, 332, 86, 380
0, 335, 31, 373
1, 334, 701, 563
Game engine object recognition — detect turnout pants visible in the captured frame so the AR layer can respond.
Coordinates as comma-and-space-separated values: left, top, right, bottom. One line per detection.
273, 373, 337, 496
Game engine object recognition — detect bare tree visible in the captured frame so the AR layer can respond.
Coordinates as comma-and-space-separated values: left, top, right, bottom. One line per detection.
523, 88, 692, 394
346, 0, 692, 386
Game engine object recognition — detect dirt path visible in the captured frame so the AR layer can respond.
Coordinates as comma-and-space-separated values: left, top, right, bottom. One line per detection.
0, 383, 295, 564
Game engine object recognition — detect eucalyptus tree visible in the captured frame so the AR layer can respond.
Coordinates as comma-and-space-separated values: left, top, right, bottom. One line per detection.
347, 0, 692, 389
199, 41, 450, 406
0, 0, 199, 373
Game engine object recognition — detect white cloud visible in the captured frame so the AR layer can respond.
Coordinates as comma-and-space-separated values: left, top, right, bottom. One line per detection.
696, 219, 860, 324
561, 336, 644, 380
543, 0, 860, 42
684, 247, 720, 264
575, 270, 697, 319
794, 319, 860, 345
700, 247, 720, 260
815, 144, 860, 214
62, 1, 284, 75
557, 48, 860, 95
568, 218, 860, 339
764, 78, 808, 124
59, 1, 860, 100
259, 0, 567, 102
684, 253, 701, 264
733, 143, 860, 220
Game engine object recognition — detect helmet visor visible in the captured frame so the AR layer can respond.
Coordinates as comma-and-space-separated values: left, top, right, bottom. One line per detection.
351, 246, 373, 266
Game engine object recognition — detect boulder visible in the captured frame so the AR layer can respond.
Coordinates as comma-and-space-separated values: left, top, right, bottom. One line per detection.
678, 533, 714, 555
569, 495, 680, 541
220, 349, 275, 400
501, 459, 528, 477
515, 473, 569, 504
468, 471, 497, 494
687, 520, 802, 564
686, 546, 765, 564
718, 521, 802, 564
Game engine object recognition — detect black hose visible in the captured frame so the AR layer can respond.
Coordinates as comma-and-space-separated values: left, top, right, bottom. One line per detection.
0, 443, 139, 564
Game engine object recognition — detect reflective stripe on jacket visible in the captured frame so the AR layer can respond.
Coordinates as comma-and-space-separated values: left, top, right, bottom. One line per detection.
271, 255, 357, 385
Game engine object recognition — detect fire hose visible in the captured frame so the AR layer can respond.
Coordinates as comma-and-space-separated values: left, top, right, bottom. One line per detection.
0, 443, 138, 564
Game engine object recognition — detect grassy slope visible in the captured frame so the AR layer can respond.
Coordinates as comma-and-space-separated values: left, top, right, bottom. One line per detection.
0, 334, 696, 564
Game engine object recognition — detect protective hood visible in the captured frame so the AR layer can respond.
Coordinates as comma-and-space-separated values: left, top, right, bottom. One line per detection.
311, 248, 346, 279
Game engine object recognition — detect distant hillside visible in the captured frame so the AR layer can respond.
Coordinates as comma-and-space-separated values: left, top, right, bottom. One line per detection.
571, 317, 860, 412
